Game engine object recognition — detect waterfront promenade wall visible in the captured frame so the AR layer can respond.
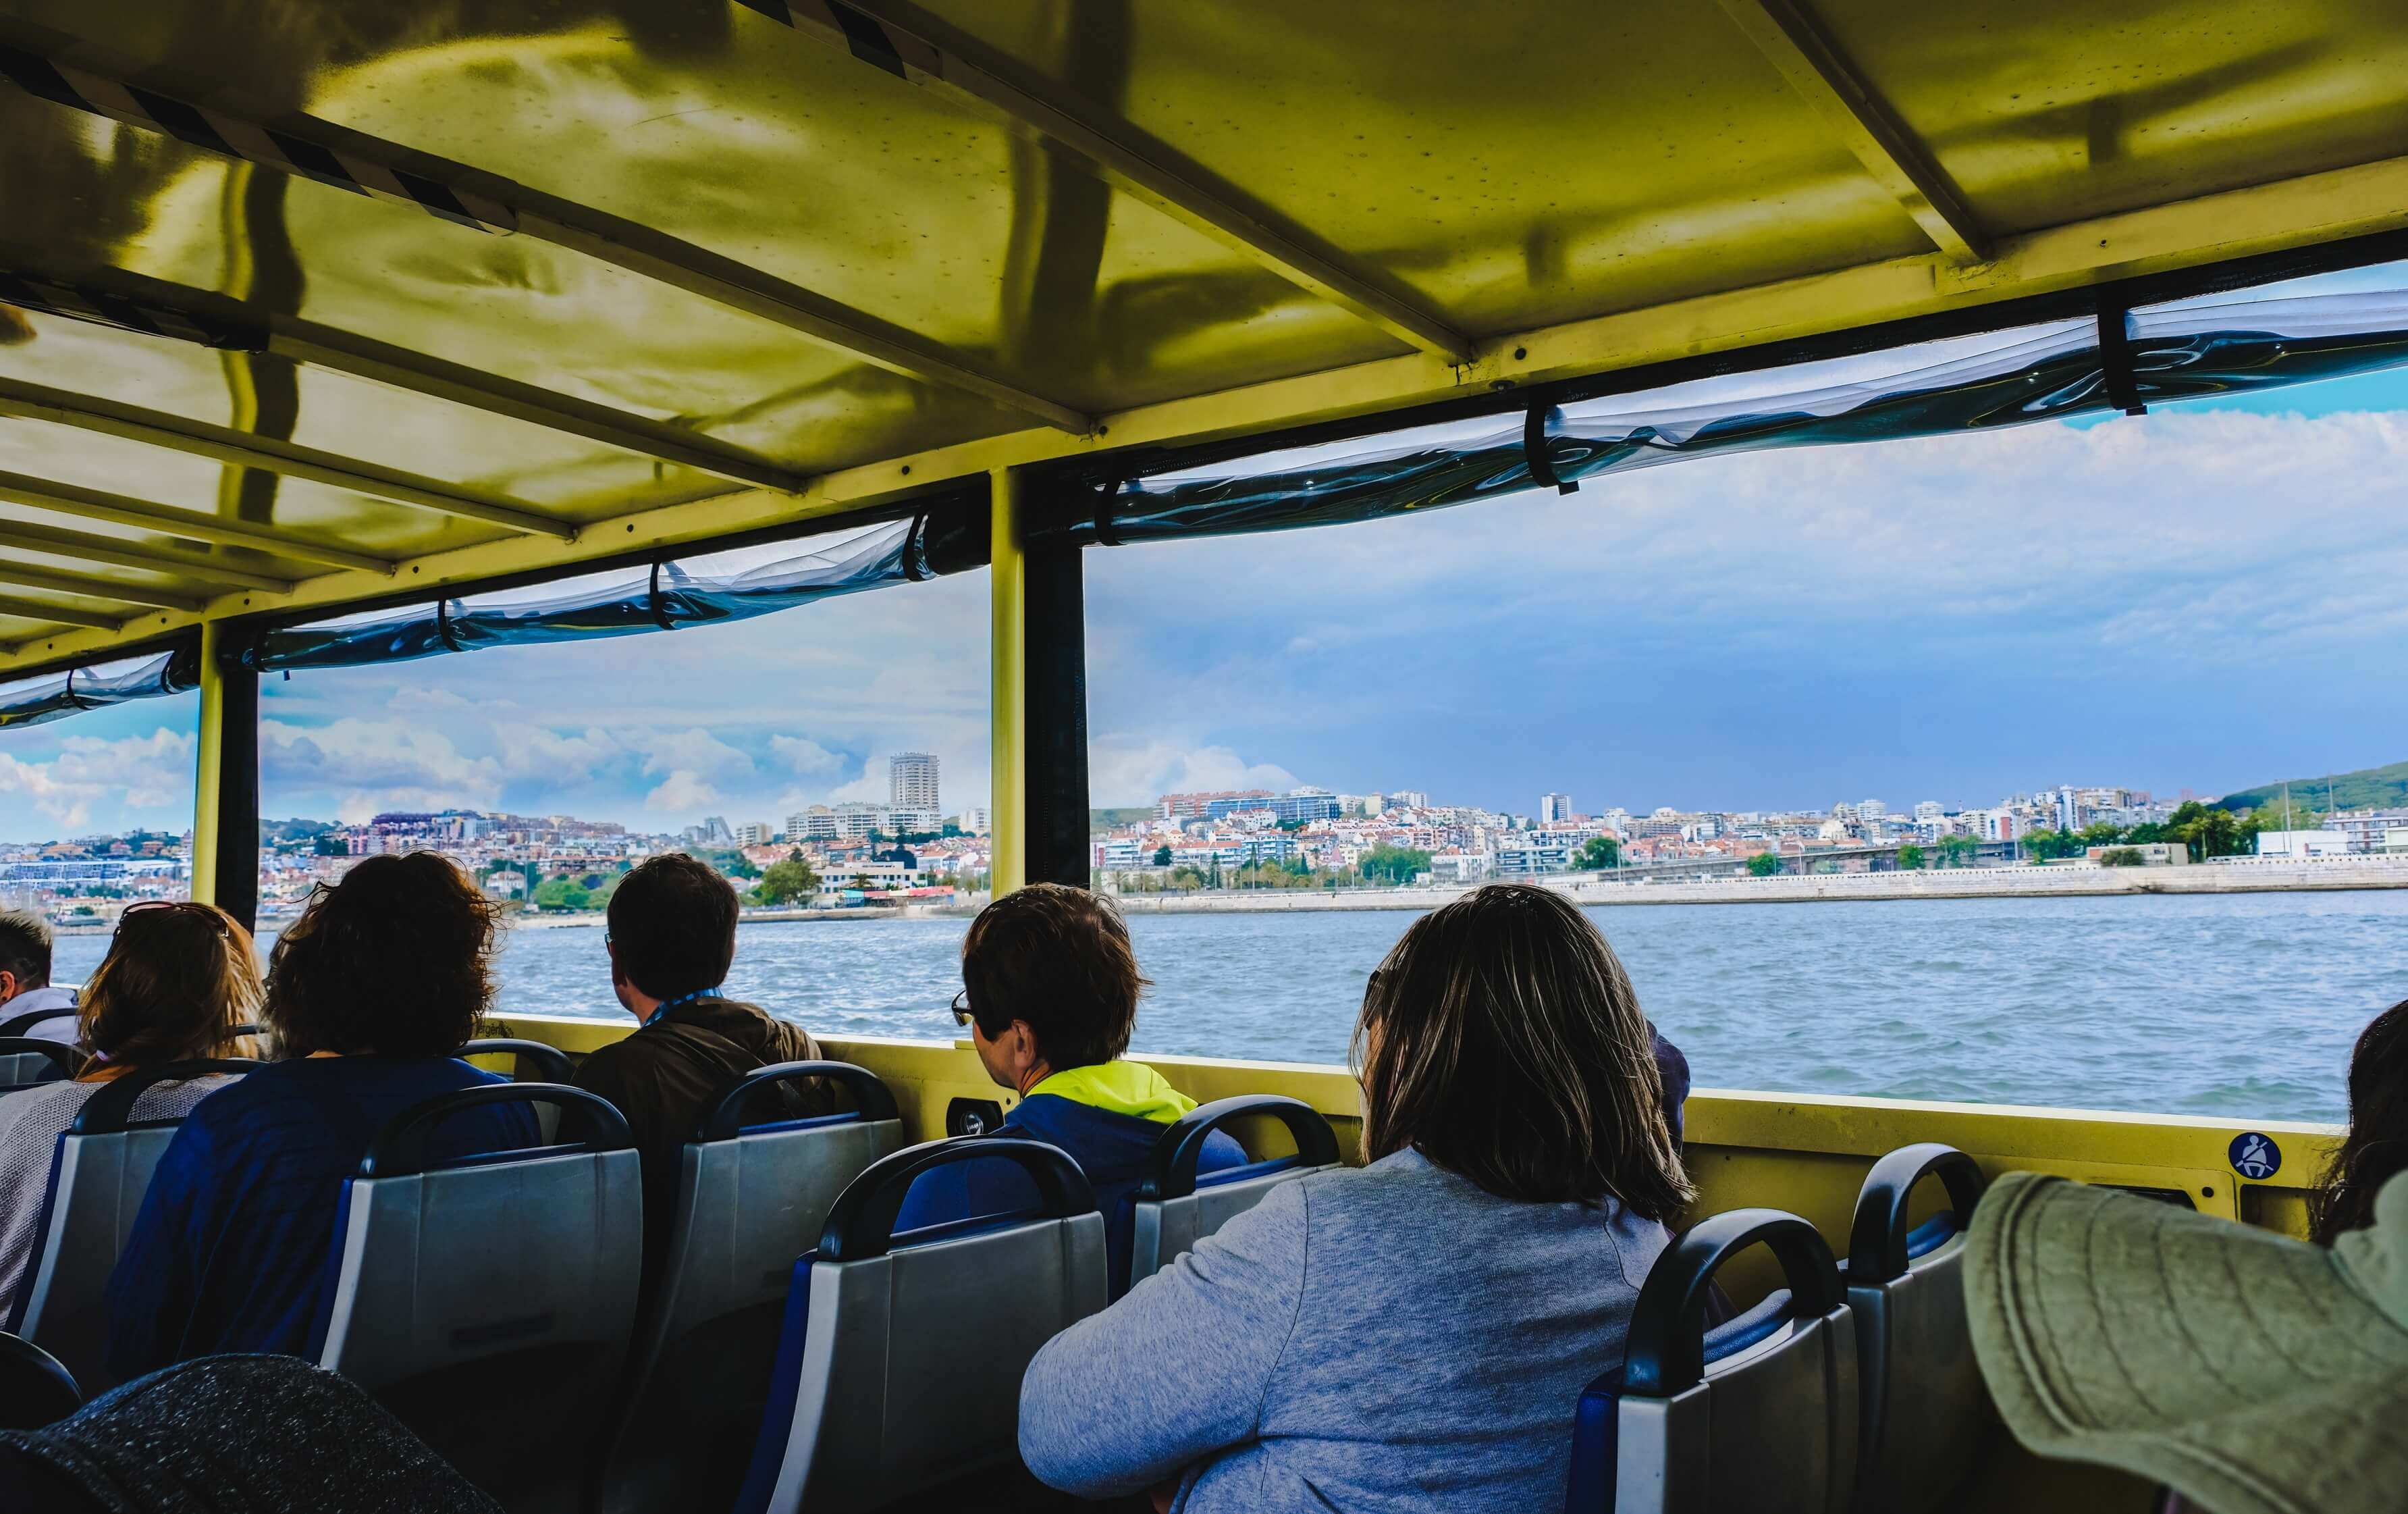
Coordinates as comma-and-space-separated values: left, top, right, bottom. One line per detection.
1109, 857, 2408, 914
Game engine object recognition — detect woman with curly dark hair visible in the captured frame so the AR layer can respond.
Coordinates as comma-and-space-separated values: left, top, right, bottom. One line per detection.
106, 854, 539, 1378
2308, 999, 2408, 1245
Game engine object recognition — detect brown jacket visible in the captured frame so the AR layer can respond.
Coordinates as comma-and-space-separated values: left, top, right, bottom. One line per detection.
572, 996, 834, 1270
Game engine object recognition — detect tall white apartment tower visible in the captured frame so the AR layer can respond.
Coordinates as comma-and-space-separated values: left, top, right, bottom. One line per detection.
890, 752, 941, 814
1539, 793, 1574, 824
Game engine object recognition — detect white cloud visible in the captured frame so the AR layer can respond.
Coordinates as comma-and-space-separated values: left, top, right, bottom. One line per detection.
627, 726, 753, 781
261, 719, 504, 822
770, 735, 843, 775
644, 769, 720, 813
1087, 737, 1298, 808
500, 726, 621, 781
0, 727, 195, 831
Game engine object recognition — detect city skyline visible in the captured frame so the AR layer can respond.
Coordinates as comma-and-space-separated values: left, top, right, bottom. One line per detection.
8, 340, 2408, 842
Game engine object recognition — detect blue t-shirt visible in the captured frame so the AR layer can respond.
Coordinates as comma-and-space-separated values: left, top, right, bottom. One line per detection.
106, 1056, 540, 1380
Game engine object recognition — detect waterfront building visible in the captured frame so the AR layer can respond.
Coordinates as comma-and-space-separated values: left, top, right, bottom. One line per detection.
1158, 789, 1270, 819
787, 806, 838, 842
2255, 829, 2351, 858
834, 801, 888, 839
2327, 809, 2408, 854
890, 752, 940, 814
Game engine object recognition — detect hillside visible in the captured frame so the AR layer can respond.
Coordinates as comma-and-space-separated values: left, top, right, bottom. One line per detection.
2219, 760, 2408, 814
1091, 807, 1156, 829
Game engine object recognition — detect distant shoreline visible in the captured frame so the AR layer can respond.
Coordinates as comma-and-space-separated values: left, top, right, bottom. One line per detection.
49, 859, 2408, 934
1110, 860, 2408, 914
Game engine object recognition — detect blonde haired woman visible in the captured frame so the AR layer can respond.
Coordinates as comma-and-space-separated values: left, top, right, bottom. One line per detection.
0, 903, 259, 1315
1021, 883, 1694, 1514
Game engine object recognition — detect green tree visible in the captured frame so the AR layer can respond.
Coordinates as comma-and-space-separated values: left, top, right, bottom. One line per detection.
2097, 847, 2146, 866
531, 877, 591, 912
1358, 844, 1433, 885
2167, 800, 2245, 861
1746, 851, 1784, 878
755, 854, 821, 906
1152, 844, 1173, 867
1894, 843, 1925, 870
1936, 835, 1979, 866
2077, 820, 2124, 848
313, 834, 350, 857
1574, 835, 1621, 870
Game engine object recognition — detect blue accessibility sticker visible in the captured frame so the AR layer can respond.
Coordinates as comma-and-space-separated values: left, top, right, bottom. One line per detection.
2229, 1132, 2281, 1181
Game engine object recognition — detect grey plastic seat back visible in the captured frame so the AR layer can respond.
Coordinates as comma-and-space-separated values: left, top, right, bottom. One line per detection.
1127, 1094, 1343, 1290
1845, 1144, 1989, 1514
1568, 1208, 1858, 1514
601, 1062, 905, 1514
457, 1038, 577, 1142
0, 1037, 80, 1093
737, 1137, 1108, 1514
11, 1060, 257, 1393
317, 1082, 641, 1514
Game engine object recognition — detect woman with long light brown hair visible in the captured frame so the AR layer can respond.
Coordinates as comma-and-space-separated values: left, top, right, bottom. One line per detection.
0, 902, 260, 1315
1020, 883, 1695, 1514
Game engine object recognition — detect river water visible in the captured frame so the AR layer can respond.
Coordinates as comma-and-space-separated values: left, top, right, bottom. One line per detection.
52, 890, 2406, 1122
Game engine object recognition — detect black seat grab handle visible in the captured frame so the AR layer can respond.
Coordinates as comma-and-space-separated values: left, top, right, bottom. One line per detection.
817, 1137, 1096, 1263
697, 1060, 899, 1141
1138, 1095, 1341, 1201
1621, 1208, 1842, 1399
0, 1005, 77, 1038
72, 1059, 264, 1134
458, 1037, 575, 1084
357, 1082, 633, 1178
0, 1039, 84, 1080
1848, 1143, 1986, 1285
0, 1330, 80, 1430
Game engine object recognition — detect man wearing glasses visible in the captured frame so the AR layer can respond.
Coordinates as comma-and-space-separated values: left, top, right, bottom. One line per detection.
896, 883, 1246, 1295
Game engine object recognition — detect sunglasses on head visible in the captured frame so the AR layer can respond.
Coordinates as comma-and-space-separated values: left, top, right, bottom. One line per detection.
116, 900, 230, 939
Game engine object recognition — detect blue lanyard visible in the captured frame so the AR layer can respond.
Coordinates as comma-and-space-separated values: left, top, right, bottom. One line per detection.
643, 987, 721, 1028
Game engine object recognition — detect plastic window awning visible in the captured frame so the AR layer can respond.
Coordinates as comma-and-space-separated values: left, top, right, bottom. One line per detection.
0, 648, 198, 731
1036, 281, 2408, 548
247, 513, 944, 674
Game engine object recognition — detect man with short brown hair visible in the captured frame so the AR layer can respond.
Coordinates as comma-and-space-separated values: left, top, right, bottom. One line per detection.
573, 854, 832, 1275
895, 883, 1243, 1292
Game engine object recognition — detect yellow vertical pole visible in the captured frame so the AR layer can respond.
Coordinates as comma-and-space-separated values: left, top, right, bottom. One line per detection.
989, 466, 1027, 897
189, 621, 227, 906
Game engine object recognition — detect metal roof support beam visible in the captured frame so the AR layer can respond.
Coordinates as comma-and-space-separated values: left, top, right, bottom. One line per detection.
0, 255, 811, 494
7, 147, 2408, 675
1713, 0, 1991, 263
0, 519, 296, 594
0, 375, 574, 540
0, 43, 1092, 434
0, 470, 394, 575
763, 0, 1477, 363
0, 563, 203, 612
0, 596, 119, 631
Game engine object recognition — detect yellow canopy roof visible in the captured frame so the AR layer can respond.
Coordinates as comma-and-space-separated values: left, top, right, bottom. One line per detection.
3, 0, 2405, 669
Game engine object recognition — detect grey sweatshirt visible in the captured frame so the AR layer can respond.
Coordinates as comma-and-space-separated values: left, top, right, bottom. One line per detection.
1019, 1147, 1673, 1513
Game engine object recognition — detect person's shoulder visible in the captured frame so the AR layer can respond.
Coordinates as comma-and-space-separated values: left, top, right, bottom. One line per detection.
0, 1079, 97, 1139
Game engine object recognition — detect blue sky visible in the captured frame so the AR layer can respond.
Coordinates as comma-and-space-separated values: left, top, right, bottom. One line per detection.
9, 275, 2408, 840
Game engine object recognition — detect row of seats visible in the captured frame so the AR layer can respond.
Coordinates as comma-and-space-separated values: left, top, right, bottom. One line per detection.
1570, 1143, 1988, 1514
0, 1032, 1985, 1514
0, 1048, 1341, 1514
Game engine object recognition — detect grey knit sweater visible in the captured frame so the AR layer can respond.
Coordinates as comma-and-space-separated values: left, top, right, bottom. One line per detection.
1019, 1147, 1673, 1513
